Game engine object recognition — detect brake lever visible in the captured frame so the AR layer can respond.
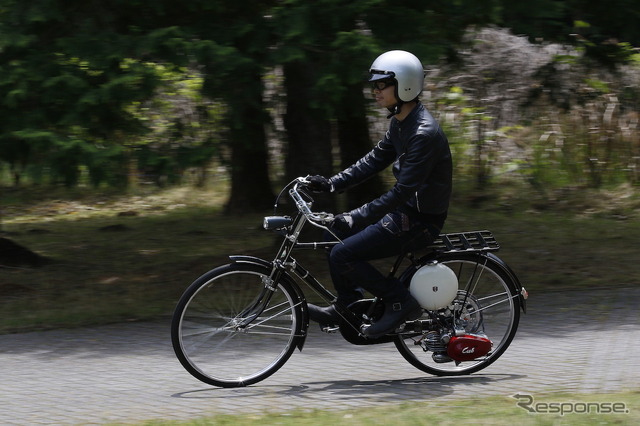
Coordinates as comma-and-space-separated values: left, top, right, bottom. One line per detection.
305, 212, 343, 244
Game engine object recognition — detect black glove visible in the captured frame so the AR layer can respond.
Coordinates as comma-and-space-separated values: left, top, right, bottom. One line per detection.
330, 213, 354, 234
307, 175, 332, 193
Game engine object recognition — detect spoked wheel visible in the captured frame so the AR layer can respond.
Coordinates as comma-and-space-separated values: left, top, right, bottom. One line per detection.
171, 263, 305, 387
395, 252, 521, 376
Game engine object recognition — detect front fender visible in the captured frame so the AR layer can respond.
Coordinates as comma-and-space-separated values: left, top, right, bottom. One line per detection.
228, 255, 310, 350
229, 255, 273, 268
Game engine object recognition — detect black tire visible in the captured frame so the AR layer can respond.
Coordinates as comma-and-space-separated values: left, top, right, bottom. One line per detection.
171, 262, 305, 387
395, 252, 521, 376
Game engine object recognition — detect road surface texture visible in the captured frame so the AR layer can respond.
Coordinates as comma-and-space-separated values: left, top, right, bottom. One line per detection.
1, 287, 638, 424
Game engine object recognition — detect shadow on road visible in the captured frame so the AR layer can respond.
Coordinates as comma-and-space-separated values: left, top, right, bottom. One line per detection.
171, 373, 526, 402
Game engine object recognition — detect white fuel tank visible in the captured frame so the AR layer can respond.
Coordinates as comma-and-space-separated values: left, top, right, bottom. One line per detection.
409, 262, 458, 310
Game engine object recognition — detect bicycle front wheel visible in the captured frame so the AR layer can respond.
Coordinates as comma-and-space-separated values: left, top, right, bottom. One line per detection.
171, 262, 305, 387
395, 252, 521, 376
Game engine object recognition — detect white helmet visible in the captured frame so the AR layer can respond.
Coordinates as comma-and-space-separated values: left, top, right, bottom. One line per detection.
369, 50, 425, 102
409, 262, 458, 310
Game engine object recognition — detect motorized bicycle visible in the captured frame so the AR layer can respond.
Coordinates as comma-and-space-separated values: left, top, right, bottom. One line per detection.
171, 177, 528, 388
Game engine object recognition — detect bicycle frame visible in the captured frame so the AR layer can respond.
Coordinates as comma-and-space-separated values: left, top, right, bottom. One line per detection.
255, 208, 366, 331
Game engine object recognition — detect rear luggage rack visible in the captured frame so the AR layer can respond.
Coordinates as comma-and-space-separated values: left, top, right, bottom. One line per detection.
429, 231, 500, 253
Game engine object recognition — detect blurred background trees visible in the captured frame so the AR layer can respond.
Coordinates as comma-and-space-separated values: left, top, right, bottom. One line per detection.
0, 0, 639, 213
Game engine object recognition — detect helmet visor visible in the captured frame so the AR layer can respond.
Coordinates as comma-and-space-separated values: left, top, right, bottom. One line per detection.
368, 70, 395, 82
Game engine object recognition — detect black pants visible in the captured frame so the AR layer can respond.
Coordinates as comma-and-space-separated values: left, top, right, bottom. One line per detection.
327, 211, 442, 306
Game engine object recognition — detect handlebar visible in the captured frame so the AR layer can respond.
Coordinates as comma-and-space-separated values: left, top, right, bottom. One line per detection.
289, 177, 334, 225
265, 176, 341, 242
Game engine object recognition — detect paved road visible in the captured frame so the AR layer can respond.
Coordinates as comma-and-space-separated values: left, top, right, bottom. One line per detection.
1, 287, 639, 425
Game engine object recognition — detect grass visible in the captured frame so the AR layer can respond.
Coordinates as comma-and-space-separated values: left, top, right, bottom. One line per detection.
0, 185, 272, 332
124, 390, 640, 425
1, 182, 639, 334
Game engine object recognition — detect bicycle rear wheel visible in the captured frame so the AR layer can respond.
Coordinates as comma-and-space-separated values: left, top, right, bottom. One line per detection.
171, 262, 305, 387
395, 252, 521, 376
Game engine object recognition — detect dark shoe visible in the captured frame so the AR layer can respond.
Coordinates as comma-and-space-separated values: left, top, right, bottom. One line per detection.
307, 303, 340, 326
363, 294, 422, 338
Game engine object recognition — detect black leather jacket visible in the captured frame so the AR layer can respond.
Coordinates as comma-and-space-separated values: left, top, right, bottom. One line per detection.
329, 102, 452, 226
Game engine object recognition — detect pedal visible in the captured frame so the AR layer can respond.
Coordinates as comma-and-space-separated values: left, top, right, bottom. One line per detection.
321, 325, 340, 333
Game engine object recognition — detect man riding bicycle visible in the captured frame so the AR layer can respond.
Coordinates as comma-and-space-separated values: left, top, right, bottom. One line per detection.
306, 50, 453, 338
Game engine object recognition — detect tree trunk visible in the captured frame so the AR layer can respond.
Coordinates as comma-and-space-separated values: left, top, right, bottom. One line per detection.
283, 61, 333, 179
336, 84, 384, 210
283, 60, 335, 211
224, 69, 275, 214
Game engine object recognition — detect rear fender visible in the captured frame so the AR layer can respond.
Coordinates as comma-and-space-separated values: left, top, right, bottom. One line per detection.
485, 253, 527, 314
424, 252, 527, 314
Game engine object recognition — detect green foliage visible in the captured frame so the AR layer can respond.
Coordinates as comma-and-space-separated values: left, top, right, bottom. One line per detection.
0, 0, 244, 188
0, 0, 639, 202
584, 78, 609, 93
83, 144, 129, 187
366, 0, 500, 61
270, 0, 381, 114
126, 64, 225, 186
0, 0, 163, 186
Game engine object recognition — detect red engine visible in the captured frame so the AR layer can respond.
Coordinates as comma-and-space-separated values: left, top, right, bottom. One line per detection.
447, 334, 493, 361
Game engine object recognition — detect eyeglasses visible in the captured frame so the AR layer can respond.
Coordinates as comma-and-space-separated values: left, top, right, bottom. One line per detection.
371, 79, 396, 91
